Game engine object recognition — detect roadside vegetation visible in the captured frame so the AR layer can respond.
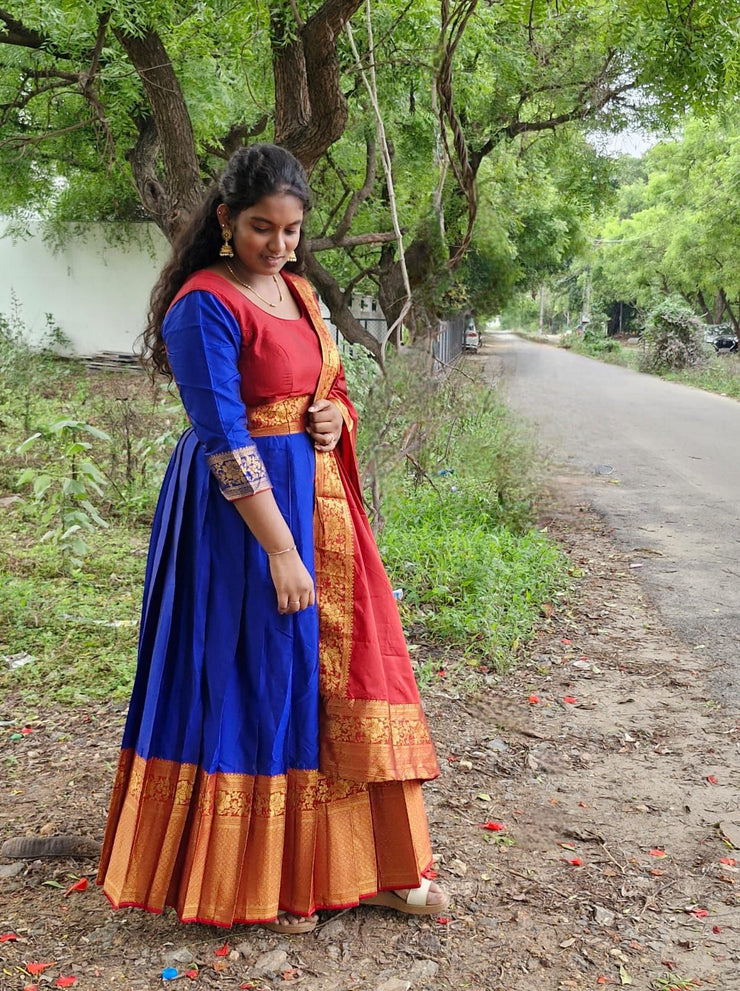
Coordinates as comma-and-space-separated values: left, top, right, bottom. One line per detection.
505, 106, 740, 402
1, 331, 570, 706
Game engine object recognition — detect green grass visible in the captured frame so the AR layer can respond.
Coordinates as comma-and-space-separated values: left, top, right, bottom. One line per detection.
661, 353, 740, 399
0, 510, 147, 705
379, 481, 569, 668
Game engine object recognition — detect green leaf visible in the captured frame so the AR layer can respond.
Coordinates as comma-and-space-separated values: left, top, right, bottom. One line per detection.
80, 500, 109, 528
16, 432, 42, 453
32, 475, 53, 498
62, 478, 86, 497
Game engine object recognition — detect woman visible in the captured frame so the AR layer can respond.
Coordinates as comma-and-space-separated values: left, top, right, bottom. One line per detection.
97, 144, 447, 933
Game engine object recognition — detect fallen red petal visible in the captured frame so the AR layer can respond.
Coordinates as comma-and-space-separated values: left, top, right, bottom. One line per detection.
719, 857, 737, 866
437, 916, 450, 924
690, 908, 709, 918
563, 696, 578, 704
54, 978, 77, 988
649, 849, 667, 858
214, 941, 229, 956
26, 964, 54, 977
446, 754, 460, 763
648, 868, 665, 876
185, 970, 198, 979
21, 727, 33, 735
528, 694, 541, 704
706, 775, 719, 784
63, 877, 88, 896
566, 857, 583, 866
22, 984, 39, 991
421, 867, 438, 879
478, 821, 505, 831
713, 925, 722, 934
0, 932, 18, 942
561, 638, 572, 644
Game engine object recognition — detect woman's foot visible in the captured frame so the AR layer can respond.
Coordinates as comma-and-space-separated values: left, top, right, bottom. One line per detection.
363, 877, 449, 916
263, 911, 319, 934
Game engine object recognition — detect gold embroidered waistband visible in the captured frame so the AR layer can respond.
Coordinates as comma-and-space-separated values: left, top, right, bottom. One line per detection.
248, 395, 312, 436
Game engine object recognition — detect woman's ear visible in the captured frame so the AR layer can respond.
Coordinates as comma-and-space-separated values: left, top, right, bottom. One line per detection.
216, 204, 231, 228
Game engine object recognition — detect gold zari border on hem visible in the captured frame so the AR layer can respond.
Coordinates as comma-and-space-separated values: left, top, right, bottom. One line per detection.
98, 749, 432, 926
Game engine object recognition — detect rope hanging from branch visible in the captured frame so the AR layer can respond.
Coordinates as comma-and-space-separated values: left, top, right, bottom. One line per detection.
346, 2, 412, 348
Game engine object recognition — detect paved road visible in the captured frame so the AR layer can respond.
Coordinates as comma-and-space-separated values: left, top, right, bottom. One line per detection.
491, 331, 740, 708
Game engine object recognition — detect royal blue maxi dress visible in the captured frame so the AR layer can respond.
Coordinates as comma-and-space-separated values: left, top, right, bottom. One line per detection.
98, 271, 439, 927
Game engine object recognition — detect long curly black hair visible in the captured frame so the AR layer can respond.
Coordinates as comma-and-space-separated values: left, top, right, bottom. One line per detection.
141, 144, 311, 379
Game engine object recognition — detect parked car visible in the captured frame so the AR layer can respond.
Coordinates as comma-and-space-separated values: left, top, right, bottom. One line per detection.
704, 323, 738, 353
464, 318, 480, 352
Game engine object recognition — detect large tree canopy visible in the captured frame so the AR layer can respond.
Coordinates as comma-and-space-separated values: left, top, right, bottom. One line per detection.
591, 111, 740, 330
1, 0, 738, 355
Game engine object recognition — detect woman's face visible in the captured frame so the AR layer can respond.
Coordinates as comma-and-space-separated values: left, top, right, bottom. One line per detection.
219, 193, 304, 278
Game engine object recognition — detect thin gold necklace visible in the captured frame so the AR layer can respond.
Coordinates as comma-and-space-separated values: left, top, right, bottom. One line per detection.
225, 263, 283, 308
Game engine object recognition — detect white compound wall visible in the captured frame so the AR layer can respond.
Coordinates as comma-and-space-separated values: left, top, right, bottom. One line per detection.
1, 221, 169, 356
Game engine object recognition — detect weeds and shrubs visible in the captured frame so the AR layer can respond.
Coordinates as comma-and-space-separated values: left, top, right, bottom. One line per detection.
16, 419, 110, 567
356, 347, 541, 532
662, 354, 740, 399
561, 323, 621, 359
358, 349, 567, 668
639, 296, 707, 373
379, 483, 567, 667
0, 294, 72, 435
1, 346, 569, 703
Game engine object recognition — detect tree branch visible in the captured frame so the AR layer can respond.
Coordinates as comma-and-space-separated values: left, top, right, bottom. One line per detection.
272, 0, 364, 171
308, 231, 399, 251
0, 8, 47, 48
303, 248, 382, 359
115, 27, 202, 238
333, 134, 376, 241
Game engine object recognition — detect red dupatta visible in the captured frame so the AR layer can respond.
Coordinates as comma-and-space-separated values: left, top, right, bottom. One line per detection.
283, 273, 439, 785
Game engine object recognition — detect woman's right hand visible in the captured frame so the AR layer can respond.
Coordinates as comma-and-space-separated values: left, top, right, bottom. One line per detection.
269, 549, 316, 614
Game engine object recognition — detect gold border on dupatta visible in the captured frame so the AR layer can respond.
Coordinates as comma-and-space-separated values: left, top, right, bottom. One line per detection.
286, 276, 356, 701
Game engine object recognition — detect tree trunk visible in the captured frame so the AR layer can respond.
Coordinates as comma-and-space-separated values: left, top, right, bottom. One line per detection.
303, 249, 383, 361
271, 0, 363, 173
115, 28, 203, 240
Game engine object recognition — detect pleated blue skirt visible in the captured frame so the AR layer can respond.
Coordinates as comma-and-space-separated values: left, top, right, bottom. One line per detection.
122, 427, 321, 777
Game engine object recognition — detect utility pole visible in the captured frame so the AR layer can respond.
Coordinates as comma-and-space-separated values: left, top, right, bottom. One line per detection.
538, 284, 545, 334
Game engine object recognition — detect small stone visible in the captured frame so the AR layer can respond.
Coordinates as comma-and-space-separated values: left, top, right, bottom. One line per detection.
593, 905, 615, 927
0, 862, 24, 879
315, 916, 346, 940
376, 980, 412, 991
458, 759, 473, 770
87, 923, 119, 947
409, 959, 439, 981
228, 950, 240, 961
253, 948, 289, 975
233, 942, 252, 958
448, 857, 468, 877
164, 948, 195, 965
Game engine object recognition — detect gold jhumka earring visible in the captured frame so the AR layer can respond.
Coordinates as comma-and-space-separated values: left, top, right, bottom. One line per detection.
287, 250, 297, 262
220, 228, 234, 258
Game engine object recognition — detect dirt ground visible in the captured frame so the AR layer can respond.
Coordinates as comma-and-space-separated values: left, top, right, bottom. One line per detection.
1, 477, 739, 991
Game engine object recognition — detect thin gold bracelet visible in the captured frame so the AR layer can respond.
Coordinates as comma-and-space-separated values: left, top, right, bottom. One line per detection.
267, 544, 297, 557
